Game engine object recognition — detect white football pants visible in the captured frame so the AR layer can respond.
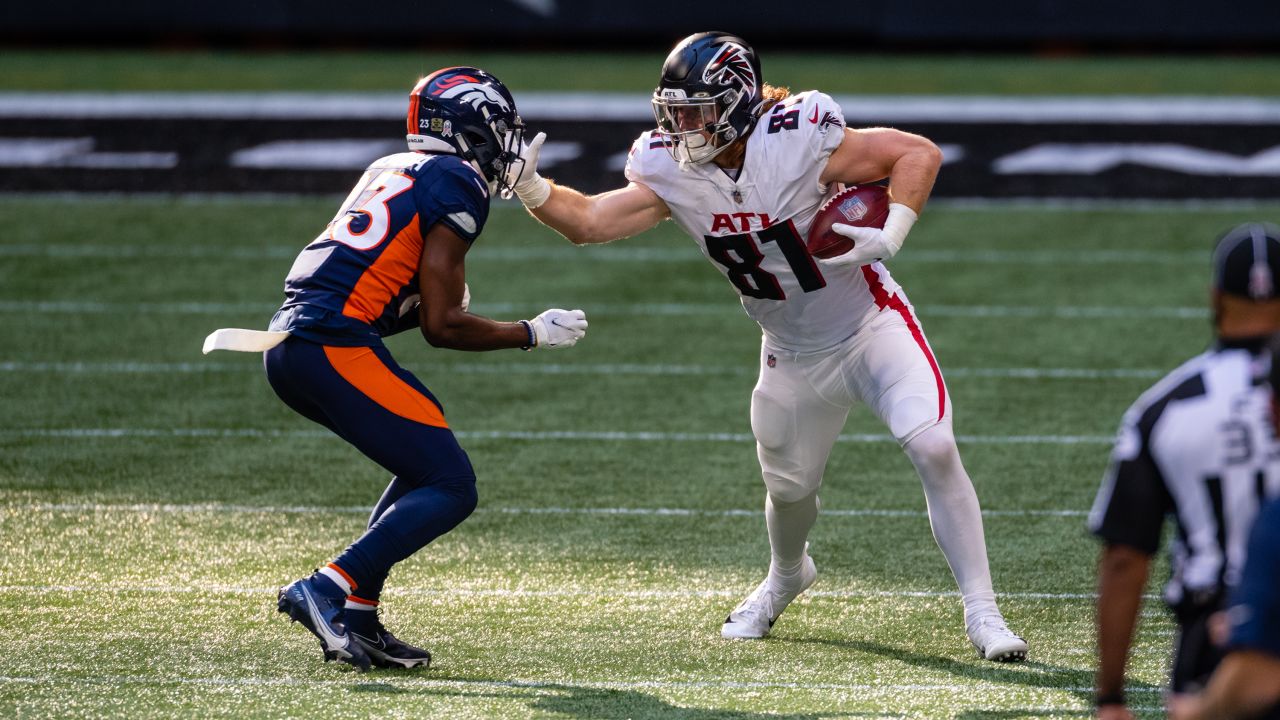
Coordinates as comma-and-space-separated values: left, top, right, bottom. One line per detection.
750, 302, 999, 622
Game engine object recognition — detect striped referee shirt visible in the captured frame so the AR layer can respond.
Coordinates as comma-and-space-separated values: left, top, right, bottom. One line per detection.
1089, 339, 1280, 608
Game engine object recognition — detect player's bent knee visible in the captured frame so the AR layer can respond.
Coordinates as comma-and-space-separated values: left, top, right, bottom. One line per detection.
903, 422, 962, 471
751, 388, 794, 452
762, 471, 816, 504
445, 474, 479, 519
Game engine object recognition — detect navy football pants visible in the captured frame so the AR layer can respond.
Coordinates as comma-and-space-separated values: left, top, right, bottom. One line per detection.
265, 336, 477, 601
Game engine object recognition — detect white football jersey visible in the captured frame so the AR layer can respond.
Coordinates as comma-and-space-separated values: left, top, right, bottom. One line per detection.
625, 90, 902, 353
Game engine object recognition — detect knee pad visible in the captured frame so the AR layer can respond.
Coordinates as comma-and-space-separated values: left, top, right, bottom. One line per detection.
751, 387, 794, 452
888, 395, 941, 444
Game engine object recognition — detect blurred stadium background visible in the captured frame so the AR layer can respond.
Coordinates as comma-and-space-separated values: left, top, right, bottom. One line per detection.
2, 3, 1279, 718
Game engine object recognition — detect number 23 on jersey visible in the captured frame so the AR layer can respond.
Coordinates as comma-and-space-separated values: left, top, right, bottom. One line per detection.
324, 170, 415, 251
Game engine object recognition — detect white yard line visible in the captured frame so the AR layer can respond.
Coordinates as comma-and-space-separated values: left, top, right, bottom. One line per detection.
5, 191, 1276, 209
0, 428, 1116, 444
0, 672, 1164, 699
0, 299, 1209, 319
0, 241, 1205, 265
16, 502, 1088, 518
0, 584, 1143, 601
0, 360, 1163, 380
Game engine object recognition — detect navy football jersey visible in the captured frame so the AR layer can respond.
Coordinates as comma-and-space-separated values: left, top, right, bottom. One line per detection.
270, 151, 490, 346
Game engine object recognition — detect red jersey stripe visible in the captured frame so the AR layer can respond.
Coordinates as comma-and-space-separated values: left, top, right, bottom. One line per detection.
861, 264, 946, 421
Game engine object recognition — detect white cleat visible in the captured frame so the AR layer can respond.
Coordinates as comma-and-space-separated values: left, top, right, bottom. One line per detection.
967, 615, 1028, 662
721, 554, 817, 640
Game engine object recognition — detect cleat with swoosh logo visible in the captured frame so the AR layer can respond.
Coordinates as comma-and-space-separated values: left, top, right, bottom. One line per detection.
277, 575, 371, 672
346, 611, 432, 669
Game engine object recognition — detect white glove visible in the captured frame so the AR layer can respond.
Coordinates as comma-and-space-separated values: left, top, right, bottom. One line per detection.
816, 203, 919, 267
461, 282, 470, 312
525, 308, 587, 349
505, 132, 551, 209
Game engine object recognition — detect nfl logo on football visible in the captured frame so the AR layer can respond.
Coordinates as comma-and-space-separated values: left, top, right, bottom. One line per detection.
838, 197, 868, 223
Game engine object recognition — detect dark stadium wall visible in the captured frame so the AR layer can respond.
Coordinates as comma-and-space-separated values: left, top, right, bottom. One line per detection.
3, 0, 1278, 49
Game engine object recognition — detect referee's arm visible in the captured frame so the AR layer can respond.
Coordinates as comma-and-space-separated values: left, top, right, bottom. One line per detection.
1089, 419, 1170, 715
1096, 542, 1153, 714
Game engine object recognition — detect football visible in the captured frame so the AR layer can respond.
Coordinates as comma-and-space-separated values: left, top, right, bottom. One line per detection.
805, 184, 890, 259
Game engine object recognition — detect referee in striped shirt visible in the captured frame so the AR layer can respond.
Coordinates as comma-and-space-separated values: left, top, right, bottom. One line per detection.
1090, 222, 1280, 720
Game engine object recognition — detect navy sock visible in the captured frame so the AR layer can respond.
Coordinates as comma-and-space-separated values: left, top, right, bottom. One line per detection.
332, 475, 477, 592
353, 477, 418, 602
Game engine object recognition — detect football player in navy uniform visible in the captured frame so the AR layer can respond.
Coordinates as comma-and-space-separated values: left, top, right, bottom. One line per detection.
1167, 498, 1280, 720
502, 32, 1027, 661
205, 67, 587, 671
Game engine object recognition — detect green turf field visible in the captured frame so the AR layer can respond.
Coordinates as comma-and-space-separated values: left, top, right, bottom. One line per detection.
4, 49, 1280, 94
4, 195, 1280, 718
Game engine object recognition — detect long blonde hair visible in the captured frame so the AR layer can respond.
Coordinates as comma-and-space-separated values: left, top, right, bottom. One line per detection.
758, 84, 791, 115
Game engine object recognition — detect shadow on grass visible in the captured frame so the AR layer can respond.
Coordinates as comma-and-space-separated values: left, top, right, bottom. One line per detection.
347, 673, 901, 719
779, 636, 1161, 713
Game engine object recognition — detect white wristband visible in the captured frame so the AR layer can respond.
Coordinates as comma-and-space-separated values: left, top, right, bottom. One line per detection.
881, 203, 918, 256
515, 174, 551, 210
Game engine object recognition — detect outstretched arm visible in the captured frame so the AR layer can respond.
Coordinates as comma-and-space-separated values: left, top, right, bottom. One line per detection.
530, 181, 669, 245
507, 132, 669, 245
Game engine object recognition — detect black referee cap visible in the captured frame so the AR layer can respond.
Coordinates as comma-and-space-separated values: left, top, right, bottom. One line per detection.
1214, 222, 1280, 301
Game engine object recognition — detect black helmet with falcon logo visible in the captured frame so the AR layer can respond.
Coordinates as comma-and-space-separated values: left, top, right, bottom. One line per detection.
651, 32, 764, 165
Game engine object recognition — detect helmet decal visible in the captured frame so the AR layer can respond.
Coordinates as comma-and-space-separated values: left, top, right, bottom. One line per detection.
652, 33, 763, 165
428, 73, 480, 93
406, 66, 525, 194
433, 81, 513, 115
702, 42, 757, 100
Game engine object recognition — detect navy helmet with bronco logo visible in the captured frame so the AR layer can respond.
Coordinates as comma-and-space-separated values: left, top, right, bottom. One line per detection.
406, 67, 527, 196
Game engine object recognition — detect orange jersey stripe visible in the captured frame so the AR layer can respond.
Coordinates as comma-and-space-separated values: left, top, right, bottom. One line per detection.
342, 214, 422, 325
323, 345, 448, 429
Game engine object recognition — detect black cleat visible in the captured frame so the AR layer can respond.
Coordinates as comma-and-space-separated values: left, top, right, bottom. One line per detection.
346, 611, 432, 669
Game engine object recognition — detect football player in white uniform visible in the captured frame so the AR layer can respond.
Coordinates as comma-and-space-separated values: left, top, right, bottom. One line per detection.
505, 31, 1027, 662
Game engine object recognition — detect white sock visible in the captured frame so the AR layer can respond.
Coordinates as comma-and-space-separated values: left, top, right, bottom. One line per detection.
765, 490, 819, 585
344, 596, 378, 612
318, 563, 355, 596
902, 424, 1000, 626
